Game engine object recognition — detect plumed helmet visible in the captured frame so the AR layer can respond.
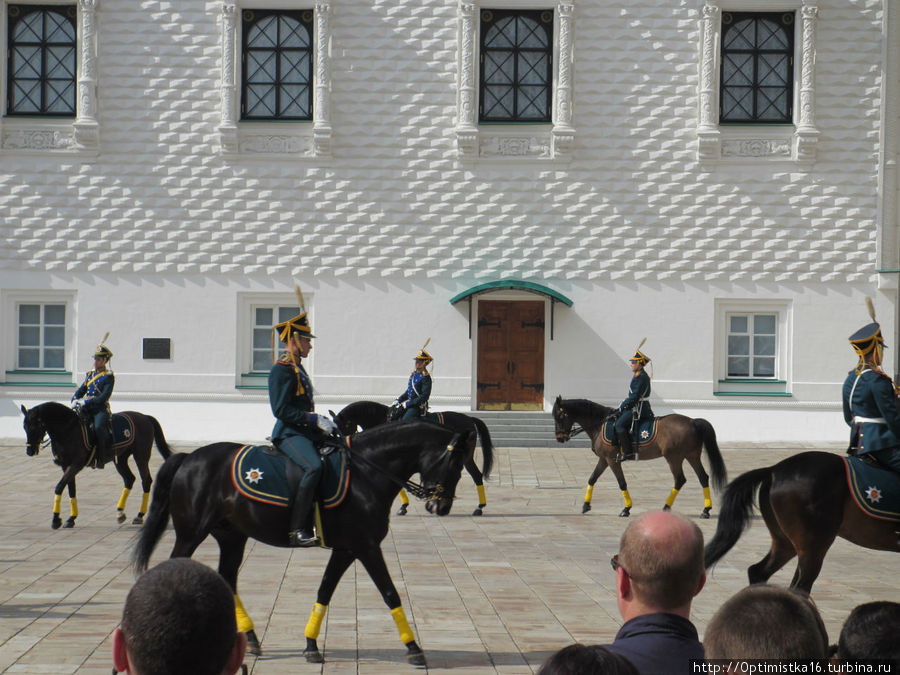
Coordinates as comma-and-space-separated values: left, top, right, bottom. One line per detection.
415, 338, 433, 365
849, 297, 884, 360
94, 332, 113, 360
274, 285, 315, 343
629, 337, 650, 366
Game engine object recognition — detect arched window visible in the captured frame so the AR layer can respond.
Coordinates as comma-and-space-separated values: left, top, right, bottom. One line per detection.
241, 9, 313, 120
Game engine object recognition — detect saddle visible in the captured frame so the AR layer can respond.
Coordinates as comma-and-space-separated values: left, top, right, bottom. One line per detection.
600, 416, 659, 448
843, 455, 900, 522
75, 411, 133, 450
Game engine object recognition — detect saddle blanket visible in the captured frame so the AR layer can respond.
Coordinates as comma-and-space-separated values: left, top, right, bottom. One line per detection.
600, 417, 659, 448
231, 444, 350, 510
81, 413, 135, 450
843, 456, 900, 522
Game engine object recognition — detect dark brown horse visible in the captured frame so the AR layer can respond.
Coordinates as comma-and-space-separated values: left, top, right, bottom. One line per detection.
552, 396, 726, 517
704, 451, 900, 593
21, 401, 171, 528
133, 422, 474, 666
333, 400, 494, 515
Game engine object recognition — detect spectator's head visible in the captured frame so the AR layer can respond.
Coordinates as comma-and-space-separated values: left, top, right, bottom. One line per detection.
704, 584, 828, 660
538, 643, 638, 675
112, 558, 247, 675
613, 510, 705, 620
835, 601, 900, 666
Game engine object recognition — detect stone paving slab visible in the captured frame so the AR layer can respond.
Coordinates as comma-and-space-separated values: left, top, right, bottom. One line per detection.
0, 440, 897, 673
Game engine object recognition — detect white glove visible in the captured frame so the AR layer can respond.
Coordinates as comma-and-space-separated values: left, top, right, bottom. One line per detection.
316, 415, 337, 435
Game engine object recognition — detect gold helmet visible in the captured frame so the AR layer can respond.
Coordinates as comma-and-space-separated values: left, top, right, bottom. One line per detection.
415, 338, 433, 366
94, 332, 113, 360
629, 337, 650, 366
274, 285, 315, 344
849, 297, 884, 370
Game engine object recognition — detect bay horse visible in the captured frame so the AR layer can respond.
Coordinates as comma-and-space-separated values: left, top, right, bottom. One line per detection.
552, 396, 726, 517
333, 400, 494, 515
133, 422, 475, 666
21, 402, 171, 528
705, 451, 900, 593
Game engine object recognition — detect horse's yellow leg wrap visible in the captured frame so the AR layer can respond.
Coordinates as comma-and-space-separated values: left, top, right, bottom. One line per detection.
116, 487, 131, 511
304, 602, 328, 639
53, 494, 62, 515
703, 486, 712, 509
622, 490, 633, 509
391, 606, 415, 645
69, 497, 78, 517
584, 485, 594, 503
399, 489, 410, 506
477, 484, 486, 505
665, 488, 679, 508
140, 492, 150, 514
234, 594, 255, 633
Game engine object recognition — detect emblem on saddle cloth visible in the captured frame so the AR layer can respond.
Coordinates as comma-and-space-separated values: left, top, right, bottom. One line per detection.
843, 456, 900, 521
231, 444, 350, 509
600, 417, 659, 448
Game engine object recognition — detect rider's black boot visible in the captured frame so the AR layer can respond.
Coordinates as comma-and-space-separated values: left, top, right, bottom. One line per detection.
92, 426, 113, 469
287, 484, 319, 547
618, 433, 636, 462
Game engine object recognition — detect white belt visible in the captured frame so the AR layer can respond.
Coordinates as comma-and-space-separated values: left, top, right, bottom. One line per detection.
854, 416, 886, 424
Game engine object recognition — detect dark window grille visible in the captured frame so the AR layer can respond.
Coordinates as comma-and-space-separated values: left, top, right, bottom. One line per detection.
241, 9, 313, 120
720, 12, 794, 124
479, 9, 552, 123
7, 5, 77, 117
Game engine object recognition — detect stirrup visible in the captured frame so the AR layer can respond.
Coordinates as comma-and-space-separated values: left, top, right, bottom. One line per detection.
288, 530, 319, 547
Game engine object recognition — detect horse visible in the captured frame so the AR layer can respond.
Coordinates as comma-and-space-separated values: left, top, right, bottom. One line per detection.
20, 401, 172, 528
704, 451, 900, 593
133, 421, 475, 666
552, 396, 727, 517
333, 400, 494, 516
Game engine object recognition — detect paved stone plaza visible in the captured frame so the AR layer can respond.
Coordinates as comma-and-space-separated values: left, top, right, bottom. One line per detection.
0, 439, 896, 674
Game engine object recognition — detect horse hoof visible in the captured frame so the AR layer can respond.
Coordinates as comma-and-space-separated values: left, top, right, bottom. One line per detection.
701, 508, 711, 519
619, 507, 631, 518
472, 507, 483, 516
408, 651, 427, 667
64, 517, 76, 528
246, 630, 262, 656
303, 649, 323, 663
132, 515, 144, 525
51, 516, 62, 530
582, 502, 591, 514
662, 504, 671, 512
396, 504, 408, 516
116, 511, 126, 524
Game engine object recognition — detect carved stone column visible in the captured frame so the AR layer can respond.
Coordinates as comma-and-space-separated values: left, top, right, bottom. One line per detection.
218, 2, 239, 154
795, 1, 820, 161
73, 0, 99, 150
697, 1, 721, 160
456, 1, 478, 158
313, 1, 333, 157
551, 1, 575, 158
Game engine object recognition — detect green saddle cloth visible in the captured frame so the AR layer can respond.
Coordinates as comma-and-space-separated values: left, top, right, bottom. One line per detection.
601, 417, 659, 447
231, 443, 350, 509
843, 455, 900, 521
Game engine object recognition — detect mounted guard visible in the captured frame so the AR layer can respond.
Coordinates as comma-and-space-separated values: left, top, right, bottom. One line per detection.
611, 338, 653, 462
71, 332, 115, 469
843, 297, 900, 474
391, 339, 433, 421
269, 285, 337, 547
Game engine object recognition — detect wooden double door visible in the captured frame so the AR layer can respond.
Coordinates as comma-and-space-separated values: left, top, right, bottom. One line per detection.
476, 300, 545, 410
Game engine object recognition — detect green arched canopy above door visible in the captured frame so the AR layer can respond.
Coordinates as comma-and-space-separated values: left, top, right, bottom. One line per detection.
449, 280, 574, 307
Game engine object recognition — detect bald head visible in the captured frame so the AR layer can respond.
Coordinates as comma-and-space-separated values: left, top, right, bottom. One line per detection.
618, 510, 705, 612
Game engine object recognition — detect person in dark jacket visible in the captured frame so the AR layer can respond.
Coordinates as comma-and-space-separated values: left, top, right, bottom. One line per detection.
843, 298, 900, 473
602, 510, 706, 674
72, 333, 115, 469
394, 340, 433, 421
613, 339, 653, 462
268, 287, 336, 547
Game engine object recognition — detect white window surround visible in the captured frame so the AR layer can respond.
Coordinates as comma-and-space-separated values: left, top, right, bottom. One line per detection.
0, 289, 76, 385
236, 292, 313, 389
218, 0, 332, 159
698, 0, 819, 163
456, 0, 575, 161
0, 0, 99, 155
713, 298, 792, 396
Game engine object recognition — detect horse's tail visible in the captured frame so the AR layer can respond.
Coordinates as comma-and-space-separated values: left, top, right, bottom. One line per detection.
149, 415, 173, 460
132, 452, 188, 574
704, 466, 771, 570
471, 416, 494, 480
693, 418, 727, 491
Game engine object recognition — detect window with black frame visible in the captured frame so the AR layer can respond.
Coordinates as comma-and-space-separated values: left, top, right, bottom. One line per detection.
479, 9, 552, 123
720, 11, 794, 124
6, 4, 77, 117
241, 9, 313, 121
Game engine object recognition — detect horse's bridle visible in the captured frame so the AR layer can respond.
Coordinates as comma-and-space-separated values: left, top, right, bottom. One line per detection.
554, 407, 586, 442
25, 412, 51, 456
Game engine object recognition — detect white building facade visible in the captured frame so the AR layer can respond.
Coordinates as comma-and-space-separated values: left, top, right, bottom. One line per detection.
1, 0, 899, 443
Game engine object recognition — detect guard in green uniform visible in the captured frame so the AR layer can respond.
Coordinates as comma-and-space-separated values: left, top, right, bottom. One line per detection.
269, 287, 336, 547
843, 298, 900, 474
72, 333, 115, 469
613, 340, 653, 462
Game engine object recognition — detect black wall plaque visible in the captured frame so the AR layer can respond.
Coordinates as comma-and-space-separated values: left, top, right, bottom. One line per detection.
142, 338, 171, 360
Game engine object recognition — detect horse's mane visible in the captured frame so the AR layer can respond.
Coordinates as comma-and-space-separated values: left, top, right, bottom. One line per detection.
559, 398, 612, 417
36, 401, 75, 419
350, 420, 454, 456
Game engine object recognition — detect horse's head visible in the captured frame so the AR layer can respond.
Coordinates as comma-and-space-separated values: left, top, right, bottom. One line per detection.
552, 395, 574, 443
422, 429, 474, 516
21, 404, 46, 456
332, 409, 357, 436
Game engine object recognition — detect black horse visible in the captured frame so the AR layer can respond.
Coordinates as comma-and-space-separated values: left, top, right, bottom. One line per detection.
552, 396, 726, 517
133, 422, 475, 666
21, 402, 171, 528
705, 451, 900, 593
333, 400, 494, 515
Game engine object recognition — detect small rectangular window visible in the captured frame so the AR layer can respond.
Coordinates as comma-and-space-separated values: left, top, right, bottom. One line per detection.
727, 313, 777, 378
17, 302, 66, 369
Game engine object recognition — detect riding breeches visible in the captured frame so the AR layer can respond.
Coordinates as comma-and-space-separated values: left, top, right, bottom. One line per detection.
275, 434, 323, 488
870, 448, 900, 474
613, 413, 633, 443
401, 406, 425, 421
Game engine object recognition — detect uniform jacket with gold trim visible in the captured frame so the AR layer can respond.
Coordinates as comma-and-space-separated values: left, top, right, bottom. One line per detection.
269, 354, 320, 441
842, 367, 900, 454
74, 369, 114, 415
